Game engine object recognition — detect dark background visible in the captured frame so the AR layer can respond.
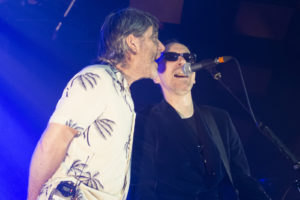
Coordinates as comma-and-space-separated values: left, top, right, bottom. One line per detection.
0, 0, 299, 199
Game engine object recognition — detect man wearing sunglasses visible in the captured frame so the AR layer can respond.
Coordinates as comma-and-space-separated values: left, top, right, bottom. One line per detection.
130, 42, 271, 200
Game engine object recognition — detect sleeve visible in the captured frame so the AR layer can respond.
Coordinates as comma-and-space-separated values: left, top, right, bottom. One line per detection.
129, 112, 158, 200
224, 112, 271, 200
49, 67, 112, 133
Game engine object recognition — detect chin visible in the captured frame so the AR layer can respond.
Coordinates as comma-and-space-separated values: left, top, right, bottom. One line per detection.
151, 72, 158, 80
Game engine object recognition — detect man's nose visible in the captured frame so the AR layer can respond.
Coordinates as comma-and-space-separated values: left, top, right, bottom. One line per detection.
158, 40, 165, 52
178, 55, 187, 64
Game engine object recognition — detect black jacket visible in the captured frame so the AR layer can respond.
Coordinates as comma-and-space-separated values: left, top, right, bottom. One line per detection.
129, 100, 270, 200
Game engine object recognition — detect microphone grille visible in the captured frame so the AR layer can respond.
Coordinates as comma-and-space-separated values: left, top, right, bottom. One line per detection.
182, 63, 192, 75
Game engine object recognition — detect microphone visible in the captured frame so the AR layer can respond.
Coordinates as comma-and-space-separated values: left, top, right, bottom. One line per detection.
182, 56, 232, 75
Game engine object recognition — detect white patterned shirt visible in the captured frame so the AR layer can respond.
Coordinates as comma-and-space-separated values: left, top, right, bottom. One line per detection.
38, 64, 136, 200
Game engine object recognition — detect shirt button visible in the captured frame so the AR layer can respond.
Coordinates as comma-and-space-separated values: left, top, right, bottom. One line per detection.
212, 171, 216, 176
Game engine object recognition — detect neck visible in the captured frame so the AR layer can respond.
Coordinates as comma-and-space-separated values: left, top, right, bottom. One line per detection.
115, 63, 136, 86
164, 92, 194, 119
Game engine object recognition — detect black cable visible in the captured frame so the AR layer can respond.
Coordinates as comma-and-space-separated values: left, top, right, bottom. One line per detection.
208, 56, 300, 199
281, 184, 293, 200
281, 180, 300, 200
208, 57, 258, 125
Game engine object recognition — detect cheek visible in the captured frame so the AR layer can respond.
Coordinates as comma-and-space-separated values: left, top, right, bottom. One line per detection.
160, 75, 172, 86
157, 63, 166, 73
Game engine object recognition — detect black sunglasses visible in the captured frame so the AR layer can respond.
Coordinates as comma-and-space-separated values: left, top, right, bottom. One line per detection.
162, 52, 196, 64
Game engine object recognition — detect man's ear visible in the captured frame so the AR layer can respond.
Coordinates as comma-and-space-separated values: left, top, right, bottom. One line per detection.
126, 34, 138, 54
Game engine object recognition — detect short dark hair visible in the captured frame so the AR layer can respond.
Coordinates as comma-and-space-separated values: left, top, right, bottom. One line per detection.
97, 8, 160, 66
157, 40, 194, 73
163, 39, 192, 52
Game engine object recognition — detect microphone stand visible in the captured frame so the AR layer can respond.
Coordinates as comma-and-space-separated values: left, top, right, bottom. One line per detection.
207, 58, 300, 199
52, 0, 77, 40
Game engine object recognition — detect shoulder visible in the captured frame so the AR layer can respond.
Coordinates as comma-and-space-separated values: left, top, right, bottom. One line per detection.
137, 102, 166, 118
135, 103, 166, 127
78, 64, 115, 80
197, 105, 235, 129
60, 64, 119, 99
197, 105, 239, 137
68, 64, 118, 90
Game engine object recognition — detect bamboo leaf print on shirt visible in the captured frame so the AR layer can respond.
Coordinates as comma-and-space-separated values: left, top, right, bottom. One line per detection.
94, 118, 115, 140
78, 171, 104, 190
65, 119, 84, 135
67, 160, 88, 176
82, 118, 115, 145
67, 160, 104, 190
66, 72, 100, 97
124, 134, 131, 159
105, 69, 125, 94
105, 68, 133, 112
39, 183, 52, 197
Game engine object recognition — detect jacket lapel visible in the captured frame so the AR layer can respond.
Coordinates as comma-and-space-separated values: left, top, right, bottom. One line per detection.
196, 106, 234, 185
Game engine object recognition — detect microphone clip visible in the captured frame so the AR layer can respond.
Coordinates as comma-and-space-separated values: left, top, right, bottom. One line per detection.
207, 67, 222, 80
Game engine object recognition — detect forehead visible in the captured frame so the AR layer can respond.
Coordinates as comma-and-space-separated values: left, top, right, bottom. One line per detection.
166, 43, 190, 53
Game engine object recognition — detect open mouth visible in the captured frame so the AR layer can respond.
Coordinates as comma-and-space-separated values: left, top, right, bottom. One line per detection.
155, 53, 162, 62
174, 73, 189, 78
156, 53, 161, 60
